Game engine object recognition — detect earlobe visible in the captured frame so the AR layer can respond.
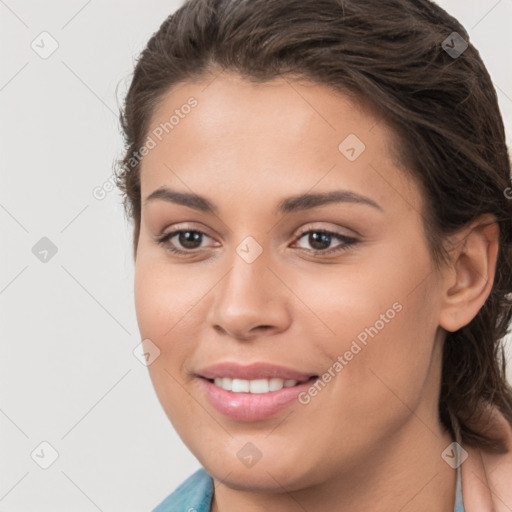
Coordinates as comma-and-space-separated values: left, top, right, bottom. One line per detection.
439, 214, 499, 333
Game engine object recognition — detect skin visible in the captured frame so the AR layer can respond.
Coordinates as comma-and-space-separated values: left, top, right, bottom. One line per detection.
134, 71, 499, 511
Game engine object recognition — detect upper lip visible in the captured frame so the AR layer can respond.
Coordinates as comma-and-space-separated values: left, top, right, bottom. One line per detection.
197, 362, 316, 382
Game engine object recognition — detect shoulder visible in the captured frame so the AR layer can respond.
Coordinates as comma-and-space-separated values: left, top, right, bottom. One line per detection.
151, 468, 214, 512
461, 406, 512, 512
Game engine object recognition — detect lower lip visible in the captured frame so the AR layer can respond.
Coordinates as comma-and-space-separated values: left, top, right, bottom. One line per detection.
198, 377, 317, 421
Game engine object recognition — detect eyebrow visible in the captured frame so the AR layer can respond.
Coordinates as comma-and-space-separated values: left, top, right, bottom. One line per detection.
144, 186, 383, 214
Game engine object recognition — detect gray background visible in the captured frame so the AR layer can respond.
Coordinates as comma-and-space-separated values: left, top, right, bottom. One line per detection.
1, 1, 511, 510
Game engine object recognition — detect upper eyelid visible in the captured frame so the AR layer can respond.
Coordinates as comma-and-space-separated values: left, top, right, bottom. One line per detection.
295, 224, 358, 239
161, 224, 358, 247
161, 222, 356, 237
161, 225, 216, 242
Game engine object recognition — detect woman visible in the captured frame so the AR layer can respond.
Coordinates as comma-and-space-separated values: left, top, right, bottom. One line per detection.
115, 0, 512, 510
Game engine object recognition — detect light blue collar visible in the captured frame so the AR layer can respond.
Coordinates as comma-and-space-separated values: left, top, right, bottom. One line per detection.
151, 468, 213, 512
454, 462, 465, 512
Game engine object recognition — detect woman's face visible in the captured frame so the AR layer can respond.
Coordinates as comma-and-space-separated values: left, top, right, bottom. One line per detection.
134, 73, 451, 494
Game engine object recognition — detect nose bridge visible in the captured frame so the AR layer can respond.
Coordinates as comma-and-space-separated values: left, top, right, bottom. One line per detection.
228, 242, 270, 302
208, 238, 290, 338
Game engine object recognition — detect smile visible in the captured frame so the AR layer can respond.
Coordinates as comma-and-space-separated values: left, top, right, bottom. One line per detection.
199, 375, 318, 421
210, 377, 304, 393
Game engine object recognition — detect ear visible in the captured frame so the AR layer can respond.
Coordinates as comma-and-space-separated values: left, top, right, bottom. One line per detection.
438, 214, 499, 332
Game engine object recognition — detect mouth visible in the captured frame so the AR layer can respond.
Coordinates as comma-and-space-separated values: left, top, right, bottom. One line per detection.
195, 361, 319, 421
201, 375, 318, 394
198, 375, 319, 422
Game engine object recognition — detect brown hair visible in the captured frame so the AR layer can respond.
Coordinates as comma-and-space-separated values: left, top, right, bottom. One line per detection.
115, 0, 512, 450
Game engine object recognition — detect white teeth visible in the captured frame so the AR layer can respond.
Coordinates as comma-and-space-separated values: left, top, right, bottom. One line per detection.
231, 378, 250, 392
249, 379, 269, 394
269, 378, 285, 391
212, 377, 300, 393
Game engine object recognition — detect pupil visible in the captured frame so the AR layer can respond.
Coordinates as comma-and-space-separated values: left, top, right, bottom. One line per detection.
310, 232, 331, 250
179, 231, 202, 249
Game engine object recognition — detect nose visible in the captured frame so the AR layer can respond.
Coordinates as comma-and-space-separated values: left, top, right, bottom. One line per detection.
206, 249, 291, 341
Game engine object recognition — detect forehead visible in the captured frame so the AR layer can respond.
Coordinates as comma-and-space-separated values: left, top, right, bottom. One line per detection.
146, 72, 381, 153
140, 72, 421, 214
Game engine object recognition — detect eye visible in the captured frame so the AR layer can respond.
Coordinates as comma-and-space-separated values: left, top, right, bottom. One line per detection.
292, 229, 358, 255
155, 226, 359, 256
156, 229, 215, 255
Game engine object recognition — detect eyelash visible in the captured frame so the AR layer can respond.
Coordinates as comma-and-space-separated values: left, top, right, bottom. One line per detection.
155, 227, 359, 257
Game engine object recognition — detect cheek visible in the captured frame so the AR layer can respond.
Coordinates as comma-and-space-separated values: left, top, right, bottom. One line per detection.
134, 259, 184, 378
134, 255, 199, 340
134, 254, 215, 374
134, 259, 201, 423
301, 302, 437, 463
308, 244, 438, 418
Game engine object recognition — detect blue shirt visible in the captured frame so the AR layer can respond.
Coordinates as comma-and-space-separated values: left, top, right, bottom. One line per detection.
152, 464, 465, 511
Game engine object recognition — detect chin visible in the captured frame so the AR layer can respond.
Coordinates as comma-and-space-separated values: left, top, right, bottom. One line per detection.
210, 463, 307, 492
197, 446, 321, 493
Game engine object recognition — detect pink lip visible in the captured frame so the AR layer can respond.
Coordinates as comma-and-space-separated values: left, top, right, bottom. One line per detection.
199, 377, 317, 421
197, 361, 315, 381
